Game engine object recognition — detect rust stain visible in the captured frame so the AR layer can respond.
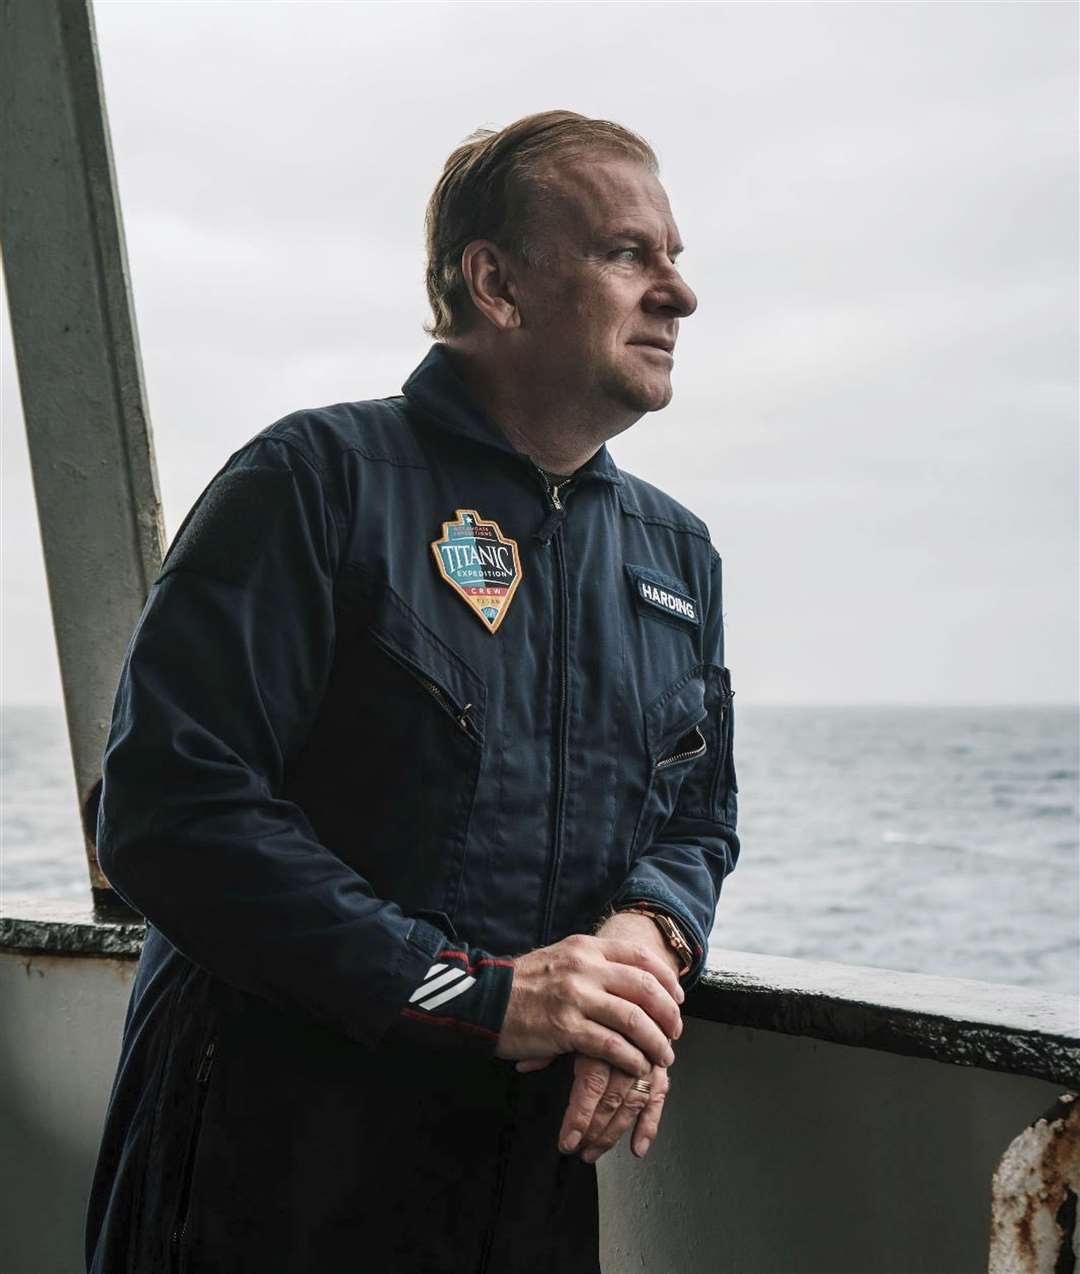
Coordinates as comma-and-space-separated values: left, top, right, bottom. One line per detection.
14, 951, 134, 982
1055, 1189, 1077, 1274
990, 1093, 1080, 1273
80, 776, 102, 847
1016, 1203, 1035, 1262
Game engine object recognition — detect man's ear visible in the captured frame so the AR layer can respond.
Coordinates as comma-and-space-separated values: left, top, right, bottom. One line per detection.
460, 240, 523, 331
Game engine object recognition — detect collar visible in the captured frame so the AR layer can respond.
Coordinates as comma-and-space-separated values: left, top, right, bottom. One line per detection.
401, 344, 623, 486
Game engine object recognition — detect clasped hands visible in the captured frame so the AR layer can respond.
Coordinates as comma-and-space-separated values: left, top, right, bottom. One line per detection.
494, 912, 683, 1164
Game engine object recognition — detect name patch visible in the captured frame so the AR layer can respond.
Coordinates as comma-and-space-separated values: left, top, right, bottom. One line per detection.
431, 509, 523, 634
626, 564, 701, 627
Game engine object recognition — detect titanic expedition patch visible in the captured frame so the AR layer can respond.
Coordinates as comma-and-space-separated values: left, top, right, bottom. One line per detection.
430, 509, 523, 634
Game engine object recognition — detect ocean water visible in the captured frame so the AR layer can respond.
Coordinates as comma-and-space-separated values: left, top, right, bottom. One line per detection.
2, 703, 1077, 999
711, 704, 1078, 1000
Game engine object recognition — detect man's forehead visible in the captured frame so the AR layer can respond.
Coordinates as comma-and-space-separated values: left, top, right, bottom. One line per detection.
535, 155, 681, 244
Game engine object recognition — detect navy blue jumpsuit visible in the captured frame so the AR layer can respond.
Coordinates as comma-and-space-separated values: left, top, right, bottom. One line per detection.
85, 345, 739, 1273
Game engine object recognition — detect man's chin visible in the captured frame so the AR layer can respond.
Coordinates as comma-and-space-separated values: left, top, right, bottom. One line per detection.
595, 367, 674, 420
620, 377, 673, 414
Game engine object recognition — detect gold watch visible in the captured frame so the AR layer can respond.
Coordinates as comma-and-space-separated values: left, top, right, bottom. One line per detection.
619, 905, 694, 978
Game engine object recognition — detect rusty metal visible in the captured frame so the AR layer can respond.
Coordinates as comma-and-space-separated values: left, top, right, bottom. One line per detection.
989, 1091, 1080, 1273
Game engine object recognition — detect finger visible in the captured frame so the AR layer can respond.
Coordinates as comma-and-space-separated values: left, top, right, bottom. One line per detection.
578, 1069, 639, 1154
572, 1022, 653, 1078
599, 962, 683, 1041
595, 938, 685, 1004
514, 1057, 556, 1074
558, 1056, 610, 1154
631, 1069, 671, 1158
581, 1083, 649, 1164
588, 992, 676, 1069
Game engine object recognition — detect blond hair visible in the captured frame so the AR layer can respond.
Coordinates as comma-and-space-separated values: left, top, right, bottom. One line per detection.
424, 110, 658, 339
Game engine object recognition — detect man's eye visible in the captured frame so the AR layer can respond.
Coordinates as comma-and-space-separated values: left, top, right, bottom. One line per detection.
612, 247, 640, 262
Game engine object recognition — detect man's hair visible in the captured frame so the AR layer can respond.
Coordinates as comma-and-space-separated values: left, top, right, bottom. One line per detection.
424, 110, 658, 340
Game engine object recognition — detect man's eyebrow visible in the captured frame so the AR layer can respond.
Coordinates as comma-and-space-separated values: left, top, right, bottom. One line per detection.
604, 228, 685, 258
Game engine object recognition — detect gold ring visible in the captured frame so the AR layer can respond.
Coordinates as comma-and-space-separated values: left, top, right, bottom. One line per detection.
631, 1078, 652, 1095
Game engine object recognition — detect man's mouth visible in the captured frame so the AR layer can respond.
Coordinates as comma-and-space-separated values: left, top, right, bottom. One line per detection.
630, 340, 675, 357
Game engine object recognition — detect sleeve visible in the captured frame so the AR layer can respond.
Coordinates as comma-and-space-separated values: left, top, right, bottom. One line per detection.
607, 551, 740, 988
97, 435, 513, 1052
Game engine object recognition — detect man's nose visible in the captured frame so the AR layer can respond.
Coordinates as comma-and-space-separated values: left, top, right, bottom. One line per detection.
646, 267, 697, 319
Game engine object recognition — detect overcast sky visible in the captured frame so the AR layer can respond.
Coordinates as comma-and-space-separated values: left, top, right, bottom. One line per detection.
2, 1, 1077, 706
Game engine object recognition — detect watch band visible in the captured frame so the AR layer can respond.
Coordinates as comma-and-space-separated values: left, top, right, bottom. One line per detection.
618, 905, 694, 977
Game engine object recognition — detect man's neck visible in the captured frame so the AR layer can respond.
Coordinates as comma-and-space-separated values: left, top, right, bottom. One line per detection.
445, 343, 636, 474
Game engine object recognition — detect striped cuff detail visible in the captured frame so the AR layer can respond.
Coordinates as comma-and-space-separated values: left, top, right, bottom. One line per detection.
392, 935, 514, 1053
408, 961, 477, 1010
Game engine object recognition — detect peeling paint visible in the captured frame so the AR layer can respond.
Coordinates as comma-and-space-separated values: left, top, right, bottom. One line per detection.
990, 1093, 1080, 1273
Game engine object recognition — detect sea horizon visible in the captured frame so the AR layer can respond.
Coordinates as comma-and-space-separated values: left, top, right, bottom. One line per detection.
3, 701, 1077, 1001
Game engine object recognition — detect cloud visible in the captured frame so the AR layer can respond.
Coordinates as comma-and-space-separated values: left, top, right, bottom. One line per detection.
2, 0, 1075, 703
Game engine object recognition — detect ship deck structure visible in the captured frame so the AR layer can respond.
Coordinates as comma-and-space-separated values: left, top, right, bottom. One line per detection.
1, 2, 1077, 1270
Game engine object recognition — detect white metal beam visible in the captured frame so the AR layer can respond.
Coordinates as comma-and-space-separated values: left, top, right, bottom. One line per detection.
1, 0, 165, 902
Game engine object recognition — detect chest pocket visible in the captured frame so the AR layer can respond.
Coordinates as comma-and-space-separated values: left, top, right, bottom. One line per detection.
358, 584, 487, 922
628, 666, 707, 863
368, 584, 487, 745
628, 664, 735, 864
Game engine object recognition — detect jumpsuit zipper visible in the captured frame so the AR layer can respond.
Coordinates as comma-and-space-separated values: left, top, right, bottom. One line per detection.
532, 467, 573, 947
170, 1037, 216, 1268
477, 464, 573, 1270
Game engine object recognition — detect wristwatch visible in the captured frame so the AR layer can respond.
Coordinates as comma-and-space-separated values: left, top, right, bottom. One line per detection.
617, 904, 694, 978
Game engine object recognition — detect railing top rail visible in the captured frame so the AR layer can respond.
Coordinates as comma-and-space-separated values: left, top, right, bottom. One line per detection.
2, 900, 1076, 1088
696, 947, 1078, 1089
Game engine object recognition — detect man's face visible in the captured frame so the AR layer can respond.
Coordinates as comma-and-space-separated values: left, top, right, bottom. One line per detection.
514, 156, 697, 420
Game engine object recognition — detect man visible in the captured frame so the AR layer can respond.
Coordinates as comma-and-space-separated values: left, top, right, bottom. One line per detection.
86, 110, 739, 1274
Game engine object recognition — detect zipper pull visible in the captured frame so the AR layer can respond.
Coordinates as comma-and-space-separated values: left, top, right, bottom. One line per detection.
534, 506, 566, 545
457, 703, 473, 734
533, 469, 571, 545
195, 1039, 216, 1085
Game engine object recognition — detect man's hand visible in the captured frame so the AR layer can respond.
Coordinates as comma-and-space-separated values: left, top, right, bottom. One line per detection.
593, 908, 683, 979
494, 933, 683, 1077
557, 1056, 670, 1161
519, 912, 683, 1161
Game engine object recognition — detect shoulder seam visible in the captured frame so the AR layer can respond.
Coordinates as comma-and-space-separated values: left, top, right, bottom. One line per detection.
337, 444, 427, 471
248, 434, 348, 553
265, 400, 428, 472
619, 503, 712, 543
616, 471, 712, 543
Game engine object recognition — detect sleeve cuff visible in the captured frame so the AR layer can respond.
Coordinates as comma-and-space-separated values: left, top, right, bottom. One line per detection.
608, 885, 709, 988
387, 917, 515, 1054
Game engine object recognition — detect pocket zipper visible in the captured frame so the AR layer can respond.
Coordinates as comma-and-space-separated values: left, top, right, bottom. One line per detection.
419, 676, 476, 738
655, 725, 707, 771
370, 631, 479, 741
710, 680, 736, 807
170, 1038, 216, 1267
